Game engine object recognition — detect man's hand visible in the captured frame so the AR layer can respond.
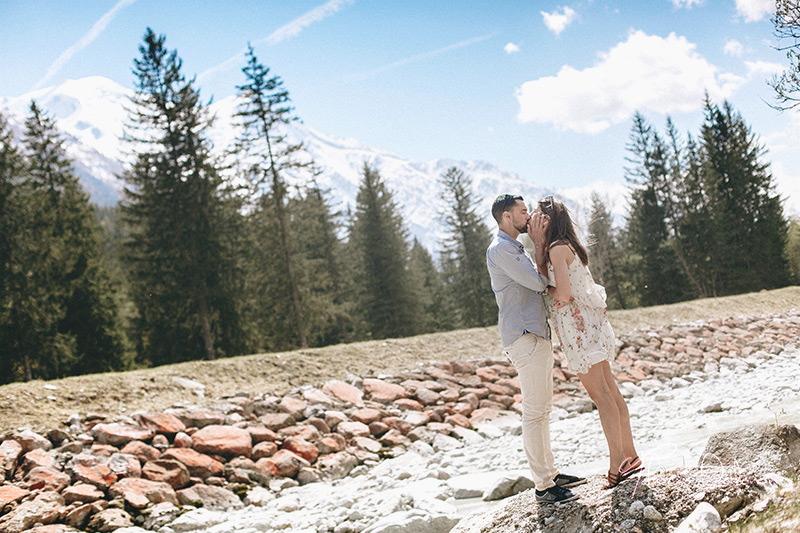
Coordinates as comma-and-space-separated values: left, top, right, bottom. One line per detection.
527, 212, 549, 248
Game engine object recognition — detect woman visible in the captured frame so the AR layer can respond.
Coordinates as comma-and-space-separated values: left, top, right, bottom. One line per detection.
535, 195, 642, 488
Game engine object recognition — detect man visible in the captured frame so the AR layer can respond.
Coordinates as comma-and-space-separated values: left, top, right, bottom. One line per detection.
486, 194, 585, 504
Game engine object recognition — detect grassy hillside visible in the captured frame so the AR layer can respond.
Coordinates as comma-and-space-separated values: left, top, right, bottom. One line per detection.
1, 286, 798, 435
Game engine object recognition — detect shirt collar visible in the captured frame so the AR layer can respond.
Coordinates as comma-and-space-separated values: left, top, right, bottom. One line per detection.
497, 229, 524, 251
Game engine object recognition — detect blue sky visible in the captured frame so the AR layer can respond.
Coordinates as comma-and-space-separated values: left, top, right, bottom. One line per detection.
1, 0, 798, 213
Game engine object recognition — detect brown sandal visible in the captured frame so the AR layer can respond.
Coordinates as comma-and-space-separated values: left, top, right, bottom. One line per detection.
602, 469, 620, 489
619, 456, 644, 481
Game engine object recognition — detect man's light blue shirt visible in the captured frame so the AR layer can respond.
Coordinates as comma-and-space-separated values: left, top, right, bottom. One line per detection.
486, 229, 550, 348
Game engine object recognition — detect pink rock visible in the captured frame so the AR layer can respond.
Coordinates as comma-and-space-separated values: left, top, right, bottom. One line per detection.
259, 449, 310, 478
0, 490, 64, 533
24, 466, 71, 492
20, 448, 55, 473
92, 423, 155, 446
445, 414, 472, 429
138, 413, 186, 436
351, 407, 383, 425
62, 483, 105, 504
142, 459, 191, 489
368, 421, 390, 437
120, 440, 161, 463
282, 436, 319, 463
192, 425, 252, 458
247, 425, 278, 443
322, 380, 364, 404
414, 388, 441, 406
279, 396, 308, 419
277, 424, 321, 442
394, 398, 424, 411
317, 434, 346, 454
307, 417, 331, 434
69, 455, 118, 491
10, 430, 52, 453
108, 477, 178, 509
173, 432, 193, 448
352, 436, 381, 453
324, 411, 348, 430
0, 484, 29, 507
161, 447, 224, 479
302, 388, 334, 405
165, 408, 225, 428
89, 444, 118, 458
382, 416, 412, 435
252, 441, 278, 460
469, 407, 502, 423
63, 502, 96, 529
363, 378, 408, 403
335, 421, 370, 439
426, 367, 454, 381
259, 413, 295, 431
0, 439, 23, 481
380, 429, 411, 447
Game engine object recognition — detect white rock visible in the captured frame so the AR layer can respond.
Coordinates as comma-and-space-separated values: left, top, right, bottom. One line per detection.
620, 518, 636, 529
643, 504, 663, 521
243, 486, 275, 506
482, 475, 534, 501
671, 377, 691, 388
474, 424, 504, 440
361, 509, 459, 533
619, 382, 645, 398
409, 440, 434, 457
172, 376, 205, 390
628, 500, 645, 515
451, 426, 484, 445
674, 501, 721, 532
166, 508, 227, 532
432, 433, 462, 451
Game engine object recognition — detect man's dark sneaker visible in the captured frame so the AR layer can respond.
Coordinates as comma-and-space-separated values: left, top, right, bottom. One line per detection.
554, 473, 587, 488
535, 484, 579, 503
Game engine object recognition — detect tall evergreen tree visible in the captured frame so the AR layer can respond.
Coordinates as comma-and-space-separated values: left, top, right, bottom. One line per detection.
624, 112, 687, 305
587, 193, 629, 309
0, 104, 130, 382
122, 29, 243, 364
349, 163, 423, 339
409, 238, 456, 333
698, 98, 790, 293
437, 167, 494, 327
234, 44, 311, 348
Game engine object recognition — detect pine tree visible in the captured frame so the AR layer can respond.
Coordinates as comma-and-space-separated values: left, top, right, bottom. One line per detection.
349, 163, 422, 339
624, 113, 687, 305
122, 28, 244, 364
409, 238, 456, 332
587, 193, 629, 309
698, 98, 790, 293
437, 167, 494, 327
233, 44, 311, 348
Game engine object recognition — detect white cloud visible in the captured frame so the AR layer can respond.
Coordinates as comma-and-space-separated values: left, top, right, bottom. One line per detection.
504, 42, 521, 54
515, 30, 743, 134
671, 0, 704, 8
198, 0, 354, 83
541, 6, 577, 36
34, 0, 137, 90
724, 39, 744, 56
745, 60, 785, 76
735, 0, 775, 22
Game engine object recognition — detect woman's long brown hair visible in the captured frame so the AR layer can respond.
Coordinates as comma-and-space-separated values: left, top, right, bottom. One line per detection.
537, 196, 589, 267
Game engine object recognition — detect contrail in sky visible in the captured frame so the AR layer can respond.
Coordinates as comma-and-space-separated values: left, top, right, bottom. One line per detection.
351, 32, 496, 81
33, 0, 137, 90
198, 0, 355, 84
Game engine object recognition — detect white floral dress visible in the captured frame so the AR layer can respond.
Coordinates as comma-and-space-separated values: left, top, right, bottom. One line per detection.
547, 254, 616, 374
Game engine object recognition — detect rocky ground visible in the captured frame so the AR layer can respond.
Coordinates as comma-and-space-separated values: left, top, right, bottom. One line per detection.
0, 308, 798, 532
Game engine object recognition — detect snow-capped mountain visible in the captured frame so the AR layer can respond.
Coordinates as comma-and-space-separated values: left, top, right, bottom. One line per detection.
0, 76, 567, 252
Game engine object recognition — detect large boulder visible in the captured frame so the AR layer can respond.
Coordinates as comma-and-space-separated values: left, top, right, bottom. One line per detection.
108, 477, 178, 509
192, 425, 252, 458
92, 423, 155, 446
176, 484, 243, 510
701, 424, 800, 476
161, 447, 224, 479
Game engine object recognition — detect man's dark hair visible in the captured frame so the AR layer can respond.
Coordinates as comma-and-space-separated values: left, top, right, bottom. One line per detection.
491, 194, 523, 223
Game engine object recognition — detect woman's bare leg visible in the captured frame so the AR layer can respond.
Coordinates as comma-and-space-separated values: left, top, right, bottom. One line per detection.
600, 361, 639, 461
578, 362, 625, 472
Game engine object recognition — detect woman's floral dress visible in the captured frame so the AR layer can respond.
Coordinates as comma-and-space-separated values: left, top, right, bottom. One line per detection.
547, 254, 616, 375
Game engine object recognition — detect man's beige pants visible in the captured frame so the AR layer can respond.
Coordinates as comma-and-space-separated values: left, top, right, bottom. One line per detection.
503, 332, 558, 490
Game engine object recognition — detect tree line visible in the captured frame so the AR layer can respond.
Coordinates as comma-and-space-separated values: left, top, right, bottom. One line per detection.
1, 28, 797, 383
